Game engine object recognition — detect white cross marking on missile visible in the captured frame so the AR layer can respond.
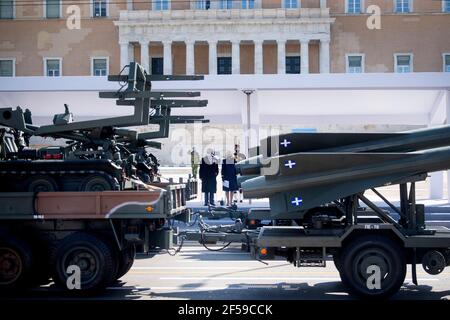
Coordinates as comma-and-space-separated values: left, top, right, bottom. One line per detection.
285, 160, 296, 169
280, 139, 291, 148
291, 197, 303, 206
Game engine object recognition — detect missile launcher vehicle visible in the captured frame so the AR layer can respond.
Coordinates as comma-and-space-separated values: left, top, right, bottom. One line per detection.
231, 126, 450, 298
4, 62, 450, 298
183, 126, 450, 298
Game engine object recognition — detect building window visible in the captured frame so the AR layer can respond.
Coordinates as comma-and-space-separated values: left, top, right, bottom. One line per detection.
93, 0, 107, 17
154, 0, 169, 10
0, 0, 14, 19
45, 0, 61, 18
219, 0, 232, 9
346, 0, 362, 14
286, 56, 300, 74
284, 0, 298, 9
194, 0, 209, 9
92, 58, 108, 76
395, 0, 411, 13
217, 57, 232, 75
151, 57, 164, 75
45, 58, 61, 77
444, 54, 450, 72
0, 59, 14, 77
346, 55, 364, 73
242, 0, 254, 9
395, 54, 412, 73
444, 0, 450, 12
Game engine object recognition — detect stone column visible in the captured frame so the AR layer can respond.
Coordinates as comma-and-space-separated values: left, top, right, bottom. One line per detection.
163, 40, 172, 75
254, 40, 263, 74
209, 40, 217, 75
186, 40, 195, 75
231, 40, 240, 74
319, 39, 330, 73
277, 40, 286, 74
120, 41, 129, 69
300, 39, 309, 74
128, 43, 134, 63
320, 0, 327, 8
140, 40, 150, 73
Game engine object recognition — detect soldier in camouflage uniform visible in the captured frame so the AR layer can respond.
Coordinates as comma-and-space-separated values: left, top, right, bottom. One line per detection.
190, 147, 200, 178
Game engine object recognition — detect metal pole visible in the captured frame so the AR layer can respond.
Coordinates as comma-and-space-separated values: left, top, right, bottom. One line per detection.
242, 90, 254, 158
247, 93, 251, 156
242, 89, 254, 205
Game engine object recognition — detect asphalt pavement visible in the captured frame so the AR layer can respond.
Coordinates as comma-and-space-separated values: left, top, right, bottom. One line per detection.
2, 213, 450, 301
3, 243, 450, 300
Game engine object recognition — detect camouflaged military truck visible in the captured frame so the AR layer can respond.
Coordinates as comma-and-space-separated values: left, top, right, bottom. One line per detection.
0, 185, 190, 291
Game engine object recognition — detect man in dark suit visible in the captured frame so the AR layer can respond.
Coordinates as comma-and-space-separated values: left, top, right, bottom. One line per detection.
199, 148, 219, 206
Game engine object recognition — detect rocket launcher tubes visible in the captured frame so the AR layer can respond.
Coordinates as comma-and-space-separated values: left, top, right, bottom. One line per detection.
260, 125, 450, 157
241, 147, 450, 200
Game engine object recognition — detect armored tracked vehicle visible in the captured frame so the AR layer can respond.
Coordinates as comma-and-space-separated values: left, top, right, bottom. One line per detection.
0, 62, 208, 192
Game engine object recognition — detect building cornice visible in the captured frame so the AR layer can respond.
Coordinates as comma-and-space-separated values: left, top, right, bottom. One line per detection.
116, 8, 333, 22
114, 8, 335, 43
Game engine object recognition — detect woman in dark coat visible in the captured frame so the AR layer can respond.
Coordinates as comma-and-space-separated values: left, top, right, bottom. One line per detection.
221, 152, 238, 206
199, 149, 219, 206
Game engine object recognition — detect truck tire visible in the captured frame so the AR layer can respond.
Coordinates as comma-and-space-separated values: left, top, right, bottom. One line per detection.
0, 235, 33, 290
29, 264, 52, 287
340, 235, 406, 299
116, 244, 136, 280
333, 252, 343, 274
52, 232, 115, 291
27, 175, 58, 192
80, 174, 114, 191
28, 244, 53, 287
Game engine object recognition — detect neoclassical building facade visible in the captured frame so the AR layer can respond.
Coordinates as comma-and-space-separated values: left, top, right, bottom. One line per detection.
116, 7, 333, 75
0, 0, 449, 77
1, 0, 450, 198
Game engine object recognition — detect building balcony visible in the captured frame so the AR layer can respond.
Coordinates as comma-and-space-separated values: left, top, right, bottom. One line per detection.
118, 7, 330, 22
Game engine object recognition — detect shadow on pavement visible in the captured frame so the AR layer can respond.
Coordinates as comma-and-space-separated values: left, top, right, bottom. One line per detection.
148, 281, 351, 300
393, 282, 450, 300
0, 281, 144, 301
135, 252, 157, 260
1, 280, 450, 300
147, 281, 450, 300
163, 247, 269, 262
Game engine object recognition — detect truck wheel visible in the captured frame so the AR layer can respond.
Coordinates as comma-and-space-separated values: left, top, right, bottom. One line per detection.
0, 235, 33, 289
28, 244, 52, 287
333, 251, 350, 288
52, 233, 115, 291
340, 235, 406, 299
29, 264, 52, 287
333, 252, 343, 274
80, 174, 114, 191
116, 244, 136, 280
27, 175, 58, 192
